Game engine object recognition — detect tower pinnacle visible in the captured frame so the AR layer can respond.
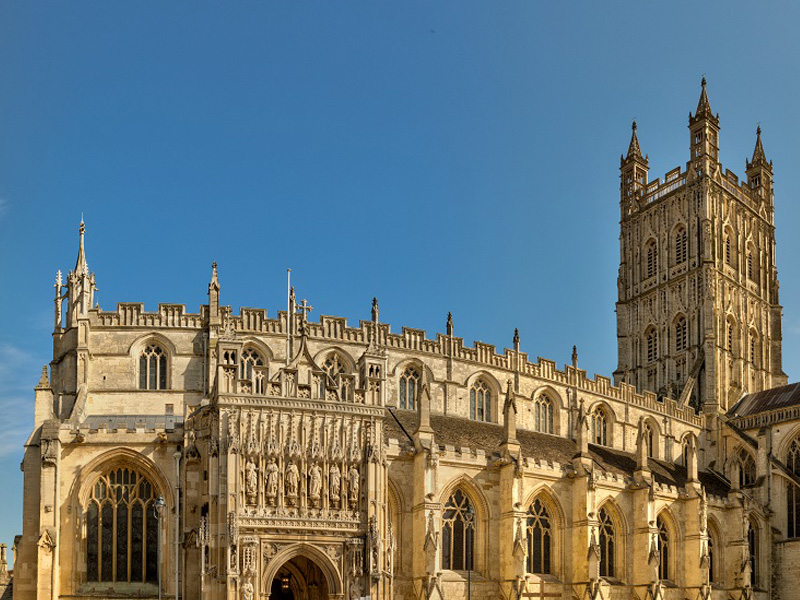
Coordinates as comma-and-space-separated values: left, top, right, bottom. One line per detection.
626, 120, 643, 160
750, 125, 768, 165
75, 220, 88, 275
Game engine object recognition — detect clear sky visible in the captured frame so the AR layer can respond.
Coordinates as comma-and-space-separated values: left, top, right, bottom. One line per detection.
1, 1, 799, 549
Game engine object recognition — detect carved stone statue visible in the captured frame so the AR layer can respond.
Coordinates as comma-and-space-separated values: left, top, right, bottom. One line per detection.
265, 458, 279, 504
309, 462, 322, 503
369, 515, 380, 574
329, 465, 341, 502
242, 580, 254, 600
245, 459, 257, 503
285, 461, 300, 501
348, 465, 360, 507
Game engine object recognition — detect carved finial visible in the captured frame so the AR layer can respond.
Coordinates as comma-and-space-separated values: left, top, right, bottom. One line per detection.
372, 297, 379, 323
75, 219, 88, 274
572, 345, 578, 367
37, 365, 49, 389
446, 311, 453, 336
513, 328, 519, 348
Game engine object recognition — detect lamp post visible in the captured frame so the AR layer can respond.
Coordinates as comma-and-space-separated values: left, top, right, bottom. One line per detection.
154, 495, 167, 600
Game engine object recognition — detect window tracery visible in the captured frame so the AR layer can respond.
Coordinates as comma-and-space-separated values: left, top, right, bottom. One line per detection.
441, 490, 475, 571
598, 507, 616, 578
139, 344, 167, 390
787, 437, 800, 538
656, 517, 670, 581
239, 348, 265, 395
470, 379, 491, 422
737, 450, 756, 488
533, 394, 554, 434
643, 422, 655, 458
646, 328, 659, 363
674, 316, 688, 353
592, 406, 607, 446
675, 226, 688, 265
399, 367, 420, 410
322, 354, 351, 401
645, 240, 658, 279
526, 498, 552, 574
85, 467, 159, 584
748, 518, 760, 587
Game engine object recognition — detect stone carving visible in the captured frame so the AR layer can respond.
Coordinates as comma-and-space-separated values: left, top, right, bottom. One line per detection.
348, 465, 360, 508
285, 461, 300, 503
265, 458, 279, 504
41, 438, 58, 467
242, 580, 254, 600
368, 515, 380, 575
245, 459, 257, 504
308, 462, 322, 505
329, 464, 341, 502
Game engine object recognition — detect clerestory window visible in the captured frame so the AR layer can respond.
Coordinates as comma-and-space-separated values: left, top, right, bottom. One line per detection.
470, 379, 492, 422
139, 344, 167, 390
399, 367, 420, 410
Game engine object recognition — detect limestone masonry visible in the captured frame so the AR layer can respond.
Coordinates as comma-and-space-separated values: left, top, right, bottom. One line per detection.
12, 81, 800, 600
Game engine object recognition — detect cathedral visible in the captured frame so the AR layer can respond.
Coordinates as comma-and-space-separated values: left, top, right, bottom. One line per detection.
12, 81, 800, 600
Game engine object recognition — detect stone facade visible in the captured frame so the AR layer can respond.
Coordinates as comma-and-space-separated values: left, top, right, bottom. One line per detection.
13, 81, 800, 600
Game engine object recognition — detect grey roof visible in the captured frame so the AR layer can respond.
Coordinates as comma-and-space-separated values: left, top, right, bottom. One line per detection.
728, 382, 800, 418
386, 409, 729, 497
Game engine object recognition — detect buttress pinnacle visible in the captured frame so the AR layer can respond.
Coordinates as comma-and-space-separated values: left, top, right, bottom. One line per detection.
75, 219, 88, 275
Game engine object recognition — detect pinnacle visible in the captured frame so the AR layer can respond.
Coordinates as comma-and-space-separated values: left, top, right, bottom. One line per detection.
74, 219, 88, 275
626, 120, 643, 160
751, 124, 767, 163
695, 76, 713, 117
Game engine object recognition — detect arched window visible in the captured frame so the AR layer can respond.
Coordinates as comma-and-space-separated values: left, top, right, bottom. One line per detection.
592, 407, 608, 446
646, 328, 659, 363
749, 330, 760, 367
737, 450, 756, 488
674, 316, 688, 352
787, 438, 800, 538
674, 225, 688, 265
747, 250, 756, 280
441, 490, 475, 571
239, 348, 265, 395
470, 380, 491, 422
526, 498, 552, 574
645, 239, 658, 279
533, 395, 553, 434
322, 354, 351, 401
399, 367, 420, 410
656, 517, 670, 581
643, 422, 655, 458
681, 437, 691, 466
748, 518, 759, 588
707, 526, 717, 584
598, 507, 616, 578
724, 231, 734, 266
139, 344, 167, 390
86, 467, 160, 584
727, 317, 736, 353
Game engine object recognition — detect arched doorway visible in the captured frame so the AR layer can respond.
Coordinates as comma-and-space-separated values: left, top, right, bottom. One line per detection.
269, 555, 330, 600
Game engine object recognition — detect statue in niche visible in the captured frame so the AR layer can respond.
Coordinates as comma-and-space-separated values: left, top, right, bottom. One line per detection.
265, 458, 279, 504
368, 515, 380, 573
329, 464, 341, 502
245, 459, 258, 504
242, 580, 254, 600
309, 462, 322, 503
285, 461, 300, 502
348, 465, 360, 508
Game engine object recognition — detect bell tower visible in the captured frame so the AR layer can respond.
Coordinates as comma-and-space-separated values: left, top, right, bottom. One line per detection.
615, 79, 786, 412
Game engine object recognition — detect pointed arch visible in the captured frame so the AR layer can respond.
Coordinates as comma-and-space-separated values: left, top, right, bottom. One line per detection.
523, 486, 565, 578
438, 475, 490, 574
588, 401, 617, 447
530, 385, 563, 435
596, 498, 626, 581
673, 223, 688, 265
655, 507, 680, 582
706, 515, 723, 585
464, 371, 501, 423
312, 346, 357, 374
673, 313, 688, 353
641, 417, 661, 459
262, 543, 343, 596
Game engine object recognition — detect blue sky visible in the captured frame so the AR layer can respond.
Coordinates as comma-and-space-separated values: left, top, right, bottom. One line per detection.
1, 2, 800, 548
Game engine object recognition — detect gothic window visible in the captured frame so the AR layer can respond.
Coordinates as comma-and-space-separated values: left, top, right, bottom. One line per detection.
470, 379, 491, 422
239, 348, 265, 394
222, 350, 237, 365
787, 438, 800, 538
726, 317, 736, 353
598, 507, 616, 578
674, 316, 688, 352
526, 499, 552, 574
674, 226, 688, 264
86, 467, 159, 584
322, 354, 350, 401
748, 519, 760, 587
747, 250, 755, 280
399, 367, 420, 410
646, 328, 659, 363
533, 395, 553, 434
656, 517, 670, 581
645, 239, 658, 279
707, 527, 717, 583
736, 450, 756, 488
724, 233, 733, 266
139, 344, 167, 390
681, 437, 691, 466
592, 406, 608, 446
441, 490, 475, 571
749, 330, 760, 367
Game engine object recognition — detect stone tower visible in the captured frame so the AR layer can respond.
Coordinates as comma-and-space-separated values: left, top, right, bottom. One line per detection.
614, 79, 787, 412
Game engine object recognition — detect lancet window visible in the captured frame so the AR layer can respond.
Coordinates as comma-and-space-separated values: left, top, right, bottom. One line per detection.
737, 450, 756, 488
645, 240, 658, 279
787, 437, 800, 538
139, 344, 167, 390
598, 507, 616, 578
239, 348, 265, 395
656, 517, 670, 581
441, 490, 475, 571
592, 406, 607, 446
85, 467, 159, 584
399, 367, 420, 410
526, 498, 552, 574
674, 316, 688, 352
748, 519, 760, 587
646, 328, 658, 363
643, 422, 655, 458
533, 395, 553, 434
470, 379, 491, 422
675, 225, 688, 264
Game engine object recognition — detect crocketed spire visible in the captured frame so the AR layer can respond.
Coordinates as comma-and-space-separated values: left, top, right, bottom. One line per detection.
751, 125, 767, 164
695, 76, 712, 116
627, 120, 643, 160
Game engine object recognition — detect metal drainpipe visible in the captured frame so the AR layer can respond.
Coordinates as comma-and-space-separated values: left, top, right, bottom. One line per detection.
174, 450, 182, 600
